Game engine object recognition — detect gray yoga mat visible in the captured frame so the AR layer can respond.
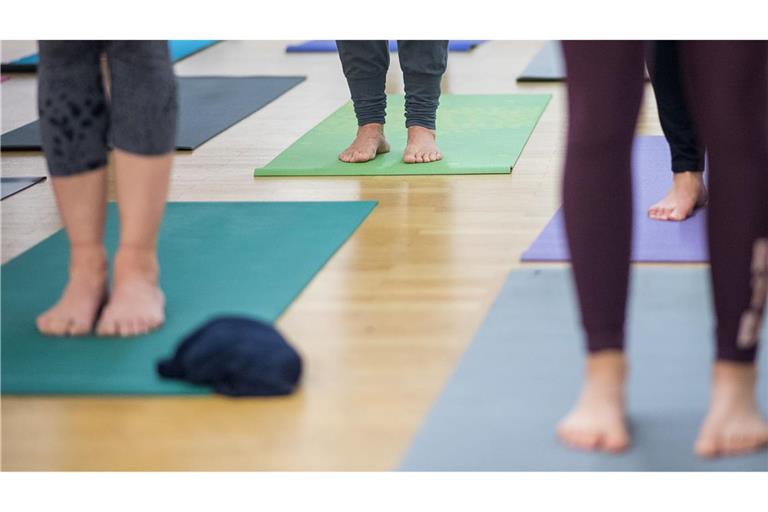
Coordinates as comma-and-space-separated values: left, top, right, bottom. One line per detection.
401, 268, 768, 471
1, 76, 306, 151
517, 41, 565, 82
516, 41, 651, 83
1, 177, 46, 200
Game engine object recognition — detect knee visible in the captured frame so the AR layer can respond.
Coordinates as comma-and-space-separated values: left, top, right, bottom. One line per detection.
400, 56, 447, 77
398, 42, 448, 76
567, 130, 632, 160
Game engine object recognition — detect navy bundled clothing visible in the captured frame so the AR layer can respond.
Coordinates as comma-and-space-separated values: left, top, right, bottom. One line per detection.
158, 316, 302, 397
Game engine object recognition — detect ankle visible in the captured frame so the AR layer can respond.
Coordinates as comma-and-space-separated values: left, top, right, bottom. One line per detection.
584, 351, 627, 386
357, 123, 385, 137
706, 363, 759, 418
114, 245, 159, 281
68, 244, 108, 274
673, 171, 705, 186
712, 361, 756, 389
407, 125, 436, 138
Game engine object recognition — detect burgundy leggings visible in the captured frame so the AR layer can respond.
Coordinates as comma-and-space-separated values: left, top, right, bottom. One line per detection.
562, 41, 768, 363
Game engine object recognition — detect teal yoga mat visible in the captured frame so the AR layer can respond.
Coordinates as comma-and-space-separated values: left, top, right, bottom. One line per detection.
401, 268, 768, 471
1, 201, 376, 395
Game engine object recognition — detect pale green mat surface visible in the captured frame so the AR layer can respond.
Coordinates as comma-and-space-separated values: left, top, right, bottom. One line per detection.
255, 94, 551, 176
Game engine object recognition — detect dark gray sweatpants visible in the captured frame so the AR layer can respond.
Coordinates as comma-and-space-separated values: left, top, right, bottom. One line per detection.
37, 41, 178, 176
336, 40, 448, 130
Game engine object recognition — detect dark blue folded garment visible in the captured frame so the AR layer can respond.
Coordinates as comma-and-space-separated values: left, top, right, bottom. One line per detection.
158, 316, 302, 397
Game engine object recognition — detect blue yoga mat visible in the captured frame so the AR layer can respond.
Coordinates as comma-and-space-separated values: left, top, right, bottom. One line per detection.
1, 40, 219, 73
286, 40, 486, 53
401, 268, 768, 471
1, 201, 375, 395
521, 136, 708, 263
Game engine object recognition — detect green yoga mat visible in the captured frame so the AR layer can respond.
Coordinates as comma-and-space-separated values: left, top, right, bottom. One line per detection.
254, 94, 551, 177
1, 201, 376, 395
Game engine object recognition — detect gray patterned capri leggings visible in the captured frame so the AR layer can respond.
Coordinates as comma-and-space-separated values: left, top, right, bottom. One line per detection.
37, 40, 178, 176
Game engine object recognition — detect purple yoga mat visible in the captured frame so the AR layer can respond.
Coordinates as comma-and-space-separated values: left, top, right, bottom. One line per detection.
0, 75, 9, 83
521, 136, 708, 263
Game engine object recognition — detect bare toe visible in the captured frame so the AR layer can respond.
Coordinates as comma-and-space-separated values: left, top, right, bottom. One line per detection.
36, 314, 51, 334
574, 431, 599, 450
120, 319, 138, 338
603, 430, 630, 452
49, 317, 71, 336
694, 433, 718, 457
65, 318, 89, 336
667, 208, 683, 221
96, 315, 117, 336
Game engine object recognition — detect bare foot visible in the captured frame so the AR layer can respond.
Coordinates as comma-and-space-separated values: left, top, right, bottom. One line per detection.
648, 171, 708, 221
96, 247, 165, 337
557, 351, 630, 453
37, 245, 108, 336
338, 123, 390, 163
694, 362, 768, 457
403, 126, 443, 164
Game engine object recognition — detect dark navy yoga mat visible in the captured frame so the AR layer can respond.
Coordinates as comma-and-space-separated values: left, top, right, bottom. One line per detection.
400, 268, 768, 471
521, 136, 708, 263
1, 40, 220, 73
1, 76, 305, 152
1, 177, 46, 200
286, 40, 486, 53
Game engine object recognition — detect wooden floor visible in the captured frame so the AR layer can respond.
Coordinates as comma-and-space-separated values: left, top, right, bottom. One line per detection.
0, 40, 666, 470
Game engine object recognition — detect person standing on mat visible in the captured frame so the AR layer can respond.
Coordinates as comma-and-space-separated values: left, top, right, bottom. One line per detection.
35, 41, 177, 337
556, 41, 768, 457
647, 41, 708, 221
336, 40, 447, 164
